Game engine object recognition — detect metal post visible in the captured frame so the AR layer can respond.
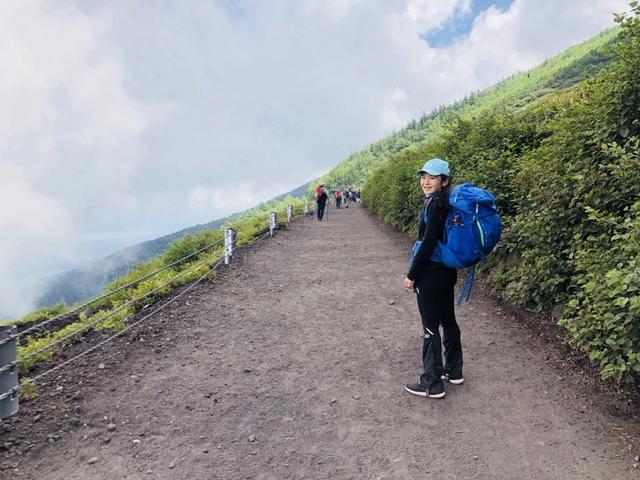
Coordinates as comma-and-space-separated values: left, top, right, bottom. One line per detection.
0, 325, 18, 419
269, 212, 278, 237
224, 227, 236, 265
287, 205, 292, 223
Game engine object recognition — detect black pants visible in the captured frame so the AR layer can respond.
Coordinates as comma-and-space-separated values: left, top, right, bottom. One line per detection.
415, 267, 462, 387
317, 203, 326, 220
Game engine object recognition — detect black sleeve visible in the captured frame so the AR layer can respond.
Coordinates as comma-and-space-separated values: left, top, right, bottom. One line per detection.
407, 202, 445, 281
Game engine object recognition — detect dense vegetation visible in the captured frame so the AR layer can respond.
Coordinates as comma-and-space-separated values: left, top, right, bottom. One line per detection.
362, 6, 640, 384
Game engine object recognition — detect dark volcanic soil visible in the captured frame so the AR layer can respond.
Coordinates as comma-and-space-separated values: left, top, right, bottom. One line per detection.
1, 205, 639, 479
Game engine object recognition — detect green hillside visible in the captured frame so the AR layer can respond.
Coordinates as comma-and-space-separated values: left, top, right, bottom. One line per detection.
313, 27, 619, 193
359, 8, 640, 384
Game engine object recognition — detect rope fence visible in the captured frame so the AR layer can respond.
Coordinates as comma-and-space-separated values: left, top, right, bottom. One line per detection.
0, 203, 314, 418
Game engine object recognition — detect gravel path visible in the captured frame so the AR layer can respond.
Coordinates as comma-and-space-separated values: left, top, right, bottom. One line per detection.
3, 205, 639, 479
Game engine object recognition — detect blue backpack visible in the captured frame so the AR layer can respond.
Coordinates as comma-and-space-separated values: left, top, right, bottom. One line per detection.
411, 183, 502, 303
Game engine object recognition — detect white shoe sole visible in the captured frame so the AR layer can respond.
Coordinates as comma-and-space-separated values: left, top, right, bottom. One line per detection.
404, 385, 427, 397
441, 375, 464, 385
404, 385, 446, 398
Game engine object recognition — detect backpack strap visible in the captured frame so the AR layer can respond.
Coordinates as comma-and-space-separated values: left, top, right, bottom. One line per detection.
456, 264, 476, 305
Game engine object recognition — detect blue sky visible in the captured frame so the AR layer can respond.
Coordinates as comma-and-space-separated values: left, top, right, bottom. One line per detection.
0, 0, 630, 317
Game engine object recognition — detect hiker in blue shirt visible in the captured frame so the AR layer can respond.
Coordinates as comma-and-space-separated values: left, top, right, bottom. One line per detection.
403, 158, 464, 399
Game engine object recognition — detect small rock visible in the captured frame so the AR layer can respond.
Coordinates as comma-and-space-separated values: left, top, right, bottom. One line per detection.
133, 439, 141, 445
243, 368, 252, 373
329, 398, 337, 405
106, 423, 117, 432
98, 363, 105, 370
472, 456, 479, 461
353, 394, 361, 400
635, 455, 640, 462
146, 470, 153, 475
202, 449, 209, 453
169, 462, 175, 469
248, 435, 256, 443
87, 457, 98, 465
388, 300, 395, 305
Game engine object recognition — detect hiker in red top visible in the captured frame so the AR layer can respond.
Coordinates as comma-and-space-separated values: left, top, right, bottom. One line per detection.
335, 189, 342, 208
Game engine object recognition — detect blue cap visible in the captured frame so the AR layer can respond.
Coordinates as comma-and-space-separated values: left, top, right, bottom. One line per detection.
417, 158, 450, 177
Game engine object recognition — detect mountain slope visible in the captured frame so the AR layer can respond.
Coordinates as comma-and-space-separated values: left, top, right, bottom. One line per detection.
315, 27, 619, 191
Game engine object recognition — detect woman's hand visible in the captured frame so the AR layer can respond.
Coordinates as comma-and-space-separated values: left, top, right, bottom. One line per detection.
404, 277, 414, 290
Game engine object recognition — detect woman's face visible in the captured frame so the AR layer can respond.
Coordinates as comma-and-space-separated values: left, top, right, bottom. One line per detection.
420, 173, 448, 195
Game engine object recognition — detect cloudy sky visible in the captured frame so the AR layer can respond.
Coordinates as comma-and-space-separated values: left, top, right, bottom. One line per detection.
0, 0, 630, 317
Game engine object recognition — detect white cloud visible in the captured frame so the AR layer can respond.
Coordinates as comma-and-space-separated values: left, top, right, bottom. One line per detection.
378, 87, 411, 131
405, 0, 471, 28
188, 182, 289, 216
0, 164, 74, 316
0, 0, 154, 317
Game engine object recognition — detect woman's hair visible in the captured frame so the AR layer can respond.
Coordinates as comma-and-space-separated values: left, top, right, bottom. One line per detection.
436, 175, 452, 219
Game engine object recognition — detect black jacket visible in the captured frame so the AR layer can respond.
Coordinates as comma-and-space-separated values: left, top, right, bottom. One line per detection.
317, 191, 328, 206
407, 198, 450, 282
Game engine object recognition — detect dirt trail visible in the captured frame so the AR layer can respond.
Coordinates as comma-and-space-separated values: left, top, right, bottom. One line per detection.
3, 205, 639, 479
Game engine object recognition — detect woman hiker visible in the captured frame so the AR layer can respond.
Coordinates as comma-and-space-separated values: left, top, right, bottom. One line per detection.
403, 158, 464, 399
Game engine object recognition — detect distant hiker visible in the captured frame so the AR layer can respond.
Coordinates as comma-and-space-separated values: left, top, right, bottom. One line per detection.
316, 184, 328, 221
404, 158, 463, 399
356, 190, 361, 203
343, 190, 350, 208
335, 189, 342, 208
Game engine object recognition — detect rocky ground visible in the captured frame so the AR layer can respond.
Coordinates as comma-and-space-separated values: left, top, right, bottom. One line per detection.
1, 204, 639, 479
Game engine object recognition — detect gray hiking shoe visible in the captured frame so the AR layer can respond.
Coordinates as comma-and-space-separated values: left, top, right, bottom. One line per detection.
404, 381, 446, 399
